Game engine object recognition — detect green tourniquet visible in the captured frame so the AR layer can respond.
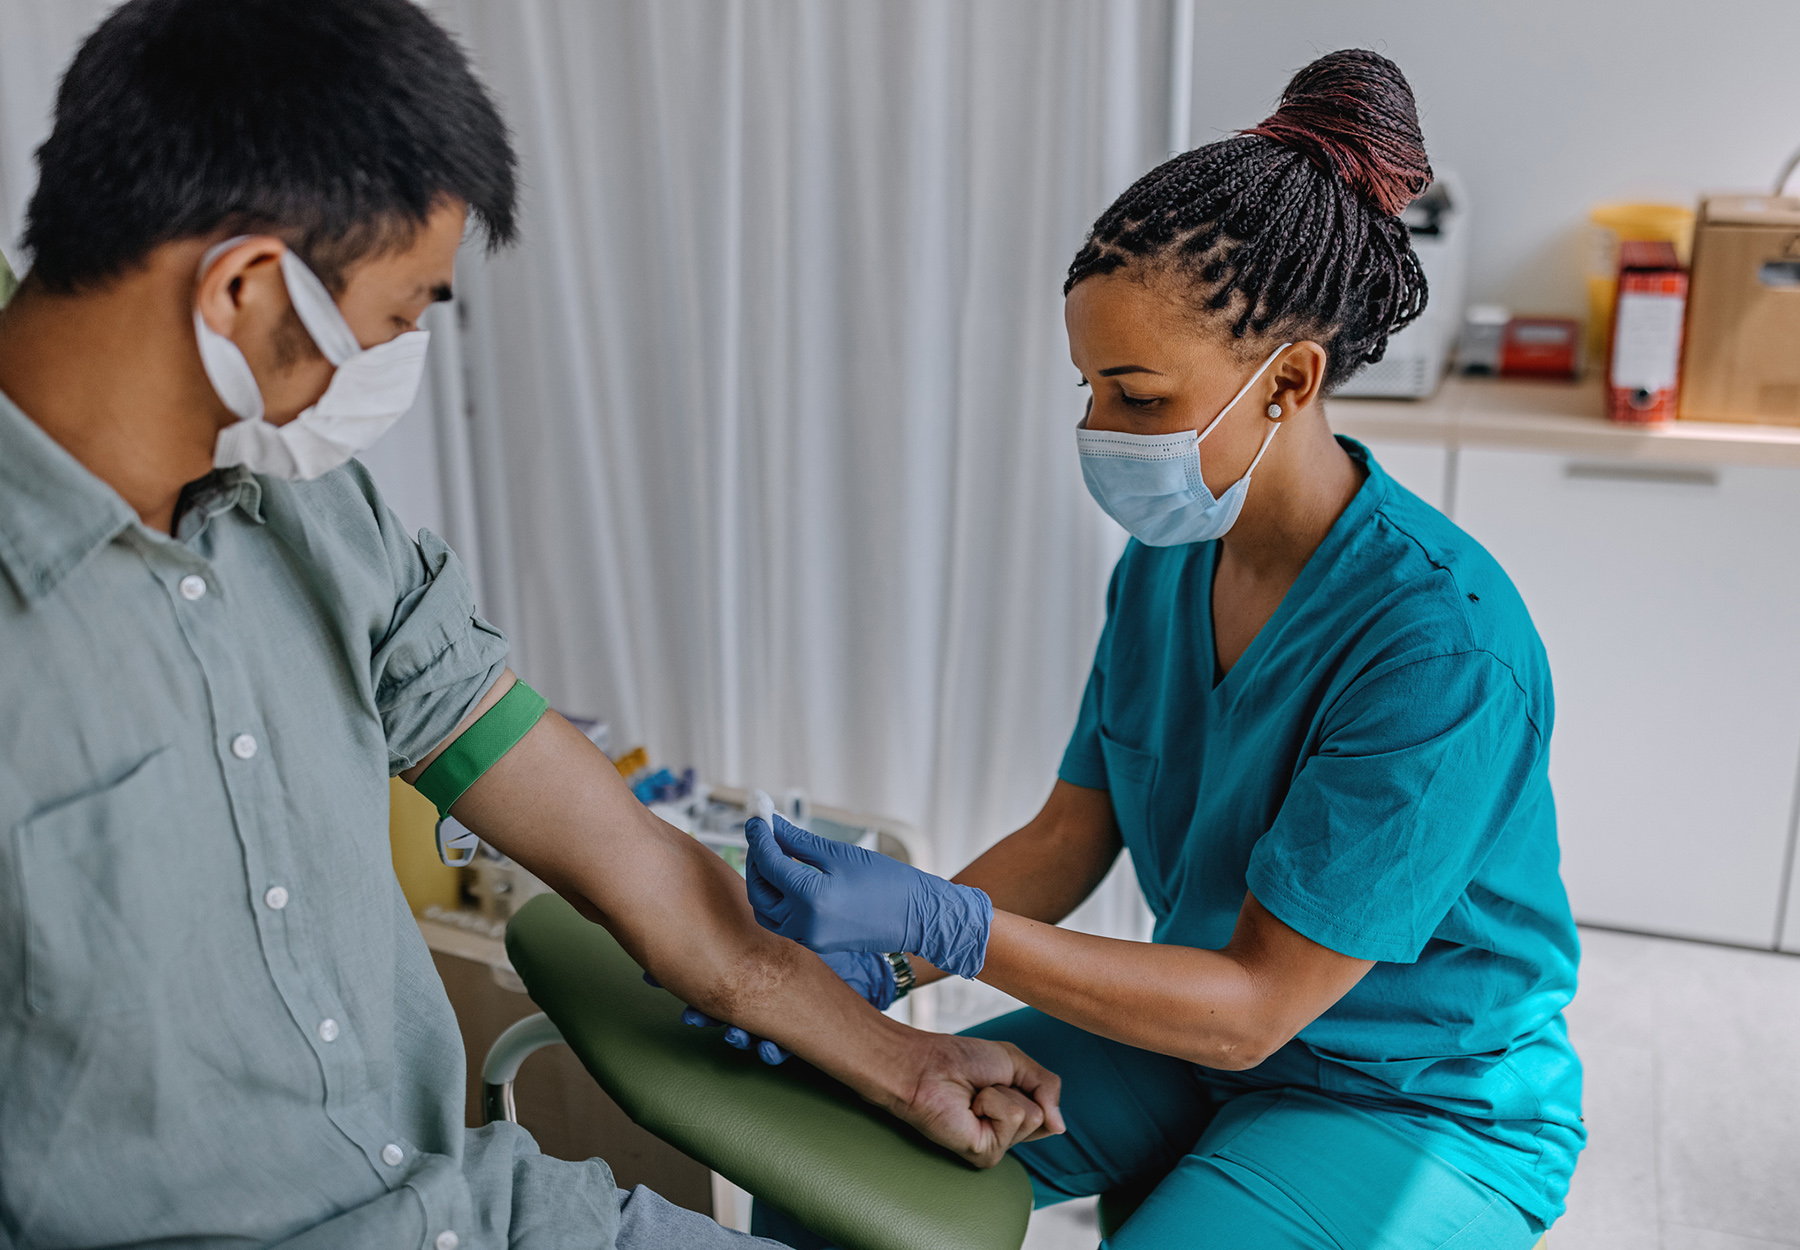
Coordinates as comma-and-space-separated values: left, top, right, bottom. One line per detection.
0, 248, 17, 307
505, 892, 1035, 1250
414, 679, 549, 817
1057, 438, 1584, 1228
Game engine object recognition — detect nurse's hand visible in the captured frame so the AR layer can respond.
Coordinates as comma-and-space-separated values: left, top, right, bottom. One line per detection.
646, 949, 897, 1065
746, 814, 993, 980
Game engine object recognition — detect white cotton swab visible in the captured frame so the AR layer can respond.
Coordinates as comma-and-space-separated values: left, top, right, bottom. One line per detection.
748, 789, 775, 826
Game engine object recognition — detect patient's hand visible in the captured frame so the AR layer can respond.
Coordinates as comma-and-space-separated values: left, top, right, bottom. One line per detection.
651, 960, 1063, 1167
890, 1032, 1064, 1168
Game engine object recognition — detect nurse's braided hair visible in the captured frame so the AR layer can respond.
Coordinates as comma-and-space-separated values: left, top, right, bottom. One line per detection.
1066, 49, 1432, 392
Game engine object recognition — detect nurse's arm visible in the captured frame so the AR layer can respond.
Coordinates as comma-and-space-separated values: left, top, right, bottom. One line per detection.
903, 779, 1126, 991
899, 781, 1368, 1068
945, 779, 1125, 933
975, 892, 1375, 1071
401, 671, 1064, 1167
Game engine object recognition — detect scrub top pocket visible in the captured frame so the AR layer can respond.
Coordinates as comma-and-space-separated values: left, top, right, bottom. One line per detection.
1099, 729, 1169, 919
14, 746, 175, 1018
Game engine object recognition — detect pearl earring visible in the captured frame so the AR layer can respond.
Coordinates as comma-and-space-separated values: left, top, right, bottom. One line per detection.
1267, 403, 1283, 419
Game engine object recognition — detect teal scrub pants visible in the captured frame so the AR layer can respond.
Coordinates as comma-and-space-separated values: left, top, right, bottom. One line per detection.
752, 1008, 1543, 1250
962, 1009, 1543, 1250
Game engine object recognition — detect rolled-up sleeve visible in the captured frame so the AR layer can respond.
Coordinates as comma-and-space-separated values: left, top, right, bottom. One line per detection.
371, 524, 509, 773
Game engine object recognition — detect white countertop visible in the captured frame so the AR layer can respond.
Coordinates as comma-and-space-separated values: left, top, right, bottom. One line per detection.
418, 912, 510, 969
1329, 376, 1800, 469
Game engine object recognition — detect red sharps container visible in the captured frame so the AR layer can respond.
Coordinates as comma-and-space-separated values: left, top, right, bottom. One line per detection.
1607, 240, 1688, 424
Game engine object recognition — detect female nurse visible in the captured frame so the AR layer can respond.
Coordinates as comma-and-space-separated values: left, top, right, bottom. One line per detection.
746, 50, 1582, 1250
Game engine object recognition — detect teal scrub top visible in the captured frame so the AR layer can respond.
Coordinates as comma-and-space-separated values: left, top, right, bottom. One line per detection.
1059, 438, 1585, 1225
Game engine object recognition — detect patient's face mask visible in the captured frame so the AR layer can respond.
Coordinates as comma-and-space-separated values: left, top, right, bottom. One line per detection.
1075, 343, 1290, 546
196, 238, 430, 480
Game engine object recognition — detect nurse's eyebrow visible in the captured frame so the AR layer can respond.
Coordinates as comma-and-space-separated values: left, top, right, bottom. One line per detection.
1098, 365, 1162, 376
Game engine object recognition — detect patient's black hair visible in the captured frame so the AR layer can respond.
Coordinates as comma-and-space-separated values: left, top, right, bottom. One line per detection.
1066, 49, 1431, 391
24, 0, 517, 293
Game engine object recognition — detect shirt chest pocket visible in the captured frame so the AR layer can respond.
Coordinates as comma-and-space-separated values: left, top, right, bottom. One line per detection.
1099, 729, 1172, 916
13, 747, 177, 1018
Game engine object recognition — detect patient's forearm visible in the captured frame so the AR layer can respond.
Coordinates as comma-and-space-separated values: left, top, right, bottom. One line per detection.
445, 709, 923, 1112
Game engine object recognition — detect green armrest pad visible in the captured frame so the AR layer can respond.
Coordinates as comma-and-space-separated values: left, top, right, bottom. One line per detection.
504, 893, 1032, 1250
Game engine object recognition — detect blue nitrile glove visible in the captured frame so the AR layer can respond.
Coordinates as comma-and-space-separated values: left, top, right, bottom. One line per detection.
642, 949, 896, 1066
745, 813, 992, 980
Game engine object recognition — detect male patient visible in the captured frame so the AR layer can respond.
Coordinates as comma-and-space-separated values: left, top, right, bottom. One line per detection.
0, 2, 1059, 1246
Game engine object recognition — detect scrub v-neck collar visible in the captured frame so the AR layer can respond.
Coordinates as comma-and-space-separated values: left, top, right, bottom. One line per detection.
1201, 437, 1388, 697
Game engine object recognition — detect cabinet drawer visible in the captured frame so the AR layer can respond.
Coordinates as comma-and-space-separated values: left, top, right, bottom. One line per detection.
1455, 448, 1800, 947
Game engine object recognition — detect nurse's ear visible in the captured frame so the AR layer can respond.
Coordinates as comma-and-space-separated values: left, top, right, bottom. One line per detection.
1265, 341, 1329, 420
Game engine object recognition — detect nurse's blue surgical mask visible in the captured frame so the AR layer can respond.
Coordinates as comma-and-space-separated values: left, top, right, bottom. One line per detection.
1076, 342, 1290, 546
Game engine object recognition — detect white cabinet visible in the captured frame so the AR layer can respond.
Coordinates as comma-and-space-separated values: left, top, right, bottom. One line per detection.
1359, 438, 1450, 514
1455, 448, 1800, 948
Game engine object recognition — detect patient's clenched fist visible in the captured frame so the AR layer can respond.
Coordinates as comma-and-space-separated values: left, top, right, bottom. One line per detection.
892, 1034, 1064, 1169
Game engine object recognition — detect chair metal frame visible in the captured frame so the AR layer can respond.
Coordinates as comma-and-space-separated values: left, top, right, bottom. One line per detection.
480, 1011, 566, 1126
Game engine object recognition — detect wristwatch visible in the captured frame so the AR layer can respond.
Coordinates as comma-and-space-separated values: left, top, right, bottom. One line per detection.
885, 952, 916, 1000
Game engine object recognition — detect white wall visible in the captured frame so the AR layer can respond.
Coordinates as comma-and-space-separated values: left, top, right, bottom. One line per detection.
1182, 0, 1800, 317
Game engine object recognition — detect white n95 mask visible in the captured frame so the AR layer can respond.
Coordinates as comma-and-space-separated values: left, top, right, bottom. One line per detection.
196, 237, 430, 480
1075, 343, 1290, 546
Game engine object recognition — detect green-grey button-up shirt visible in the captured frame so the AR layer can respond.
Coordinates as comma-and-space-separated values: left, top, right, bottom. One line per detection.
0, 392, 619, 1248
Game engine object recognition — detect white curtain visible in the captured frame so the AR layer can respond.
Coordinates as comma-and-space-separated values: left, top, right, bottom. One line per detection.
0, 2, 113, 257
437, 1, 1175, 990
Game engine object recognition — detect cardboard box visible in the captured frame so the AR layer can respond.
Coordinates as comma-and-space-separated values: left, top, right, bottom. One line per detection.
1678, 196, 1800, 425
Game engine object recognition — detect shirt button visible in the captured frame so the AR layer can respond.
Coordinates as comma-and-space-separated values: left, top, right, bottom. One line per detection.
178, 574, 207, 601
381, 1143, 404, 1167
231, 734, 257, 760
435, 1233, 459, 1250
263, 886, 289, 910
317, 1018, 339, 1043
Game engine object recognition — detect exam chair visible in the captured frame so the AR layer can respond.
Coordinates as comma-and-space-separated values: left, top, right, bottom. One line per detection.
487, 894, 1548, 1250
485, 892, 1033, 1250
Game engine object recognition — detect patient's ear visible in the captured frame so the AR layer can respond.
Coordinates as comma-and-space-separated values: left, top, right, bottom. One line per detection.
193, 236, 287, 338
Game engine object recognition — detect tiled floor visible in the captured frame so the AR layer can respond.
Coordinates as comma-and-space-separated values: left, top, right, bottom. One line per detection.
1015, 927, 1800, 1249
1557, 928, 1800, 1249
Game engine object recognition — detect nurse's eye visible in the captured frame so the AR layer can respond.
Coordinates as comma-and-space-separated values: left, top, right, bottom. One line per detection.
1119, 391, 1160, 409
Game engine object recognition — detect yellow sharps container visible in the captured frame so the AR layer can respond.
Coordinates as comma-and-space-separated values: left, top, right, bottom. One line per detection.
389, 776, 465, 915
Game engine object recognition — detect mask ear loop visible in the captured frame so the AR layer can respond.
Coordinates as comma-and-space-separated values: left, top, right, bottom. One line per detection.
1195, 342, 1293, 445
1244, 416, 1283, 477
